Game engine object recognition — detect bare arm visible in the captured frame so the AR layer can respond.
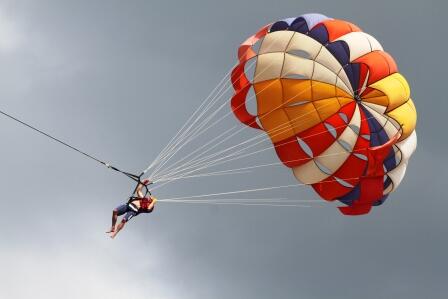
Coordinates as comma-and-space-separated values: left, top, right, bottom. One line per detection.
136, 183, 145, 198
136, 179, 152, 198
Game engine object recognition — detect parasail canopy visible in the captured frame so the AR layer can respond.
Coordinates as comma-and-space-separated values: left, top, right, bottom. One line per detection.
231, 13, 417, 215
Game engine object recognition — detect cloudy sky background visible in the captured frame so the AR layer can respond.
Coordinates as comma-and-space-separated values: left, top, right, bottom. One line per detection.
0, 0, 446, 298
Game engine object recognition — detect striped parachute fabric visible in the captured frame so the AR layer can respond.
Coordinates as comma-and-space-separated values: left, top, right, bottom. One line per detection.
231, 13, 417, 215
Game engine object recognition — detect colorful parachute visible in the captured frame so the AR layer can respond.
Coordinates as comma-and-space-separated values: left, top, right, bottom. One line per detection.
231, 14, 417, 215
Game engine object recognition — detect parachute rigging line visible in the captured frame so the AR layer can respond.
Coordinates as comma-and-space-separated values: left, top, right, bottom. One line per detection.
0, 108, 143, 183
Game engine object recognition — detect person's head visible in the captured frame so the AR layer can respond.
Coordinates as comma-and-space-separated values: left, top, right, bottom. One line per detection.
142, 179, 152, 186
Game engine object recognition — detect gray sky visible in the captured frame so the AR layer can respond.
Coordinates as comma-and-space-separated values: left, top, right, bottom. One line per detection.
0, 0, 446, 298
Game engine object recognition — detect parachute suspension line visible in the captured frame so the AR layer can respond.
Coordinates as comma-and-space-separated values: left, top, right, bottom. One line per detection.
156, 175, 362, 207
153, 86, 373, 183
144, 67, 234, 175
160, 183, 300, 201
162, 197, 287, 202
150, 57, 282, 178
144, 53, 249, 174
152, 79, 326, 181
151, 38, 361, 182
149, 99, 236, 179
160, 198, 318, 203
158, 200, 314, 208
151, 38, 308, 179
152, 62, 325, 180
156, 116, 306, 181
148, 70, 239, 177
153, 125, 240, 180
153, 112, 370, 189
151, 76, 291, 180
155, 168, 253, 183
148, 90, 234, 178
157, 143, 370, 184
151, 112, 378, 191
147, 39, 278, 179
154, 148, 369, 187
0, 109, 142, 183
148, 58, 259, 178
148, 36, 279, 173
154, 158, 250, 184
145, 46, 260, 176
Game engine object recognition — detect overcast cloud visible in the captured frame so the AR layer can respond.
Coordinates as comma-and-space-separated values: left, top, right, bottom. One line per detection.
0, 1, 446, 298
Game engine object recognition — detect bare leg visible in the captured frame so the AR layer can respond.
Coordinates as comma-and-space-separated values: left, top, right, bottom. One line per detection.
106, 210, 118, 233
110, 220, 126, 239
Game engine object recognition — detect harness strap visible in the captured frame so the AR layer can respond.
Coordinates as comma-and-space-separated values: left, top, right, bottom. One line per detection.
128, 202, 139, 213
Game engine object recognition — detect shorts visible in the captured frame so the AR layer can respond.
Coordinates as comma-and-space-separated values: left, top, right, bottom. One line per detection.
115, 203, 139, 222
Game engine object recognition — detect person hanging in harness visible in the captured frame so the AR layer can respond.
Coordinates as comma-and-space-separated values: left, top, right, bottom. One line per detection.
107, 179, 157, 238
